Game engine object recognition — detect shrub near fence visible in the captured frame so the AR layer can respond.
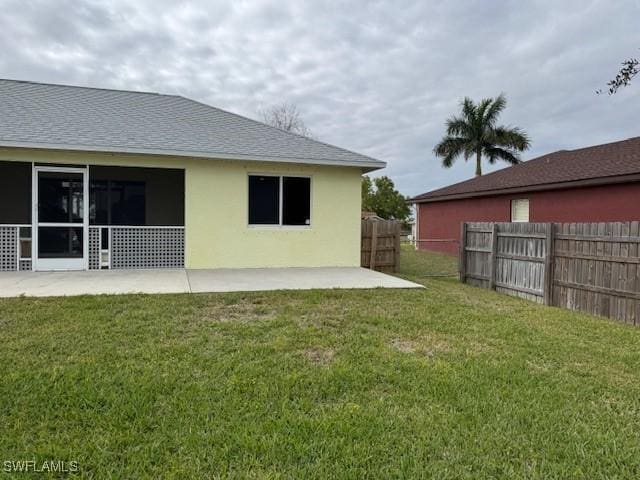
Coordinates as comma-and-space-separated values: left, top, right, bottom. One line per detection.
460, 221, 640, 326
361, 219, 401, 273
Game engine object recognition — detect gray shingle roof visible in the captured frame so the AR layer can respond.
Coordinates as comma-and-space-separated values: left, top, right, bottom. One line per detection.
0, 79, 385, 171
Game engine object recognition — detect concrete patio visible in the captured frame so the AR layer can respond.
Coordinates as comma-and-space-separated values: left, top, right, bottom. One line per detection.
0, 267, 423, 298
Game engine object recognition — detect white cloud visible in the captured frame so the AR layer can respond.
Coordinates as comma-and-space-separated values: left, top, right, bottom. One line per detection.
0, 0, 638, 195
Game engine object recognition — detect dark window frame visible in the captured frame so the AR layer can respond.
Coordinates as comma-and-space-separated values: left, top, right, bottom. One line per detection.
247, 174, 312, 227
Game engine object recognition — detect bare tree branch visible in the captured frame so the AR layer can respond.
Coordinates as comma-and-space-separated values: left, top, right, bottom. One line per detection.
259, 103, 314, 138
598, 52, 639, 95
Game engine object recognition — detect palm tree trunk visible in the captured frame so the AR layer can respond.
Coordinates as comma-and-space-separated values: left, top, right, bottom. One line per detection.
475, 150, 482, 176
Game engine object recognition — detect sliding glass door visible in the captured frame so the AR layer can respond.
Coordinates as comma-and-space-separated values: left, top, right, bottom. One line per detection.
33, 166, 88, 271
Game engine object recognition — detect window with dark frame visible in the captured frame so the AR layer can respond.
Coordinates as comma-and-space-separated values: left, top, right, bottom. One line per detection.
248, 175, 311, 226
248, 176, 280, 225
282, 177, 311, 226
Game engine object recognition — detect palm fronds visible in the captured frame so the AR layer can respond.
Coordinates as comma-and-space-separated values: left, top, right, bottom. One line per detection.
433, 94, 529, 175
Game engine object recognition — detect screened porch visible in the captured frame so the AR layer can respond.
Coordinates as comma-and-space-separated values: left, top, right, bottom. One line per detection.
0, 161, 185, 271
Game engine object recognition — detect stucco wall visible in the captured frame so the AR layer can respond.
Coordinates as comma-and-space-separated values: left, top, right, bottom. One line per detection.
0, 148, 363, 268
417, 181, 640, 255
184, 159, 362, 268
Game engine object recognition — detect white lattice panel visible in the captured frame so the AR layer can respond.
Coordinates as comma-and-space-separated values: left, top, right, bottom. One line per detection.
0, 227, 18, 271
89, 228, 101, 270
19, 259, 32, 271
111, 228, 184, 269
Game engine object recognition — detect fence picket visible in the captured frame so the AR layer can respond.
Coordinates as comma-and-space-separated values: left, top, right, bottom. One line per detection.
361, 219, 401, 273
461, 221, 640, 326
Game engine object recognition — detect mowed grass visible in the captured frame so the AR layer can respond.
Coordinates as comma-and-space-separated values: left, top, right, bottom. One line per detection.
1, 250, 640, 478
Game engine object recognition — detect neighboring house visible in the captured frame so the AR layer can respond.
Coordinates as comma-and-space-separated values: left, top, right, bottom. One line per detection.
408, 219, 416, 246
410, 137, 640, 255
0, 79, 385, 272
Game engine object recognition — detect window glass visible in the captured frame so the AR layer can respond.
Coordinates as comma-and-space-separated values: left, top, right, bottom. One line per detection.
511, 199, 530, 222
38, 172, 84, 223
38, 227, 83, 258
282, 177, 311, 226
248, 176, 280, 225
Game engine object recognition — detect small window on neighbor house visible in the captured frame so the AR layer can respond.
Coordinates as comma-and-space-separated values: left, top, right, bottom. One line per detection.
248, 175, 311, 226
511, 199, 530, 222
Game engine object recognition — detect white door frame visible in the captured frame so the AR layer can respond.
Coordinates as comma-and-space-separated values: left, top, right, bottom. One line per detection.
32, 165, 89, 271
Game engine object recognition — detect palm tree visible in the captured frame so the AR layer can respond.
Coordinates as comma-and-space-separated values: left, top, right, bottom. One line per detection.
434, 94, 530, 176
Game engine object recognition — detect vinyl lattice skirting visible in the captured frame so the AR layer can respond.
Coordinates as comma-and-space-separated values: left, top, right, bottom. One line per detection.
89, 226, 185, 270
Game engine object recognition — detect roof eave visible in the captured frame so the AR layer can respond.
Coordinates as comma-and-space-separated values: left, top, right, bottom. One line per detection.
411, 173, 640, 203
0, 140, 386, 172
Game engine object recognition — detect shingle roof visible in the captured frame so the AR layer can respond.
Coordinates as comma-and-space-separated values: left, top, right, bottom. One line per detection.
411, 136, 640, 202
0, 79, 385, 171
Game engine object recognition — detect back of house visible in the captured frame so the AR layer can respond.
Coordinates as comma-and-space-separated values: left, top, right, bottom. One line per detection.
410, 137, 640, 255
0, 79, 385, 272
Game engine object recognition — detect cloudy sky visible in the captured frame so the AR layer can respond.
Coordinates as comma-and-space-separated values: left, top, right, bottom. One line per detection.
0, 0, 638, 196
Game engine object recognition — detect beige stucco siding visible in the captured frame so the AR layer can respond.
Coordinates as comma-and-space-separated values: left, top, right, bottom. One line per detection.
0, 148, 363, 269
185, 159, 362, 268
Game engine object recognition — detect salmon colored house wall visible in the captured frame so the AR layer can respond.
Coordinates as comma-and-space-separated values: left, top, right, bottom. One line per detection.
417, 181, 640, 255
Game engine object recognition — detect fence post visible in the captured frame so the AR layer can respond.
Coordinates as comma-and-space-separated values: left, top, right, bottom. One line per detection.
394, 221, 401, 272
488, 223, 498, 290
459, 222, 467, 282
543, 222, 555, 306
369, 220, 378, 271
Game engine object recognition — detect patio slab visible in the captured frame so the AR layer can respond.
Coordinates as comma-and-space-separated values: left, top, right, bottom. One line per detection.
187, 267, 422, 293
0, 269, 191, 297
0, 267, 422, 298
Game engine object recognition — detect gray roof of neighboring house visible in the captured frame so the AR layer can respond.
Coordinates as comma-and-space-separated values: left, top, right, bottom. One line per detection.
0, 79, 385, 171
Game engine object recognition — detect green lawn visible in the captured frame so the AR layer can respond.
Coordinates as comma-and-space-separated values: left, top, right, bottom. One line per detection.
1, 250, 640, 479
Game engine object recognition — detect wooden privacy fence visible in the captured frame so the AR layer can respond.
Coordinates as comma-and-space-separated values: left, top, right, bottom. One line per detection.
361, 219, 401, 273
460, 221, 640, 326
